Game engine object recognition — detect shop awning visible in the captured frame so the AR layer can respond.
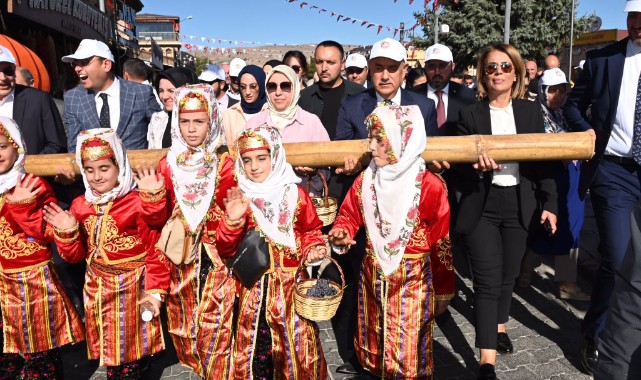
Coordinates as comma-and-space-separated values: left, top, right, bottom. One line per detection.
0, 34, 50, 92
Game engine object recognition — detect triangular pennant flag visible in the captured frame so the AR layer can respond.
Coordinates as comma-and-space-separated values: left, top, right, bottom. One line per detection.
409, 0, 414, 4
377, 25, 383, 34
300, 2, 307, 9
393, 28, 399, 37
361, 21, 368, 26
343, 17, 351, 22
337, 15, 342, 21
367, 23, 375, 29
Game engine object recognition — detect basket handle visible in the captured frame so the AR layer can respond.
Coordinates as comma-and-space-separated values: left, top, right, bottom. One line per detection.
295, 254, 345, 289
306, 171, 331, 207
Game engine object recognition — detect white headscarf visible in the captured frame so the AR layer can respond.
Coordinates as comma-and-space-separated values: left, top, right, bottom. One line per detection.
76, 128, 136, 205
0, 117, 26, 195
362, 105, 427, 276
265, 65, 301, 131
235, 126, 301, 248
167, 84, 222, 233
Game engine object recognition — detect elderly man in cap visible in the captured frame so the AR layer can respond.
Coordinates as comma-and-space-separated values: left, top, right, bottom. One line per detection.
0, 45, 66, 155
62, 39, 160, 153
226, 57, 245, 101
345, 53, 371, 88
564, 0, 641, 375
199, 64, 238, 115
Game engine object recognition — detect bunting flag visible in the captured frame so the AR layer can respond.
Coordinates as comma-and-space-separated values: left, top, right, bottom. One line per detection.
377, 25, 383, 35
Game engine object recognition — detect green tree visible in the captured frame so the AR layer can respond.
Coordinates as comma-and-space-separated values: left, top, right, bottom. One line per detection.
411, 0, 595, 69
194, 56, 210, 76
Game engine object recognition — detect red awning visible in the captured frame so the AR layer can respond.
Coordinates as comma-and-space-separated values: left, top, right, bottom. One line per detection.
0, 35, 50, 92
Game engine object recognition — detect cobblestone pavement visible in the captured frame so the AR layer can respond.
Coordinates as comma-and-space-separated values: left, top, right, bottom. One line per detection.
63, 199, 601, 380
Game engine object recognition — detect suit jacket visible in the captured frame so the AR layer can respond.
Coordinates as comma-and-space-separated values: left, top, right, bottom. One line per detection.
12, 85, 67, 154
409, 81, 477, 136
454, 99, 558, 235
563, 37, 628, 197
298, 79, 365, 121
64, 78, 161, 152
335, 87, 438, 140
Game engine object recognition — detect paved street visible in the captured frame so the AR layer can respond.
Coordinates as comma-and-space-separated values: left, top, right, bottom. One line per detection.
62, 198, 601, 380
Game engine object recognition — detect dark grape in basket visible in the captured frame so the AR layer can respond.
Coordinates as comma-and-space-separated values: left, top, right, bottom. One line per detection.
305, 278, 338, 298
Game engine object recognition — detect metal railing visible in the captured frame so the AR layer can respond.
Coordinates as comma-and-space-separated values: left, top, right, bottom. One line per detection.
138, 31, 179, 41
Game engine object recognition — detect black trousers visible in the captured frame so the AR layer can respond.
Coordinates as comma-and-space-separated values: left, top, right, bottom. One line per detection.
462, 185, 528, 349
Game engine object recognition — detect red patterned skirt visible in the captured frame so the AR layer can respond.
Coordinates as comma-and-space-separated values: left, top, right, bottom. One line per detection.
0, 261, 85, 354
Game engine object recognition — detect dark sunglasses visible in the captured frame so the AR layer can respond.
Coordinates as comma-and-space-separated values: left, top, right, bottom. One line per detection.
346, 67, 365, 75
0, 66, 15, 77
290, 65, 301, 73
68, 56, 98, 68
484, 62, 513, 75
266, 81, 292, 93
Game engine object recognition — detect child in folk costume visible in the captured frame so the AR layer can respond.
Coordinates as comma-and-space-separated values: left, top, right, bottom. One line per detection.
328, 105, 454, 379
156, 84, 237, 378
0, 116, 85, 379
44, 128, 170, 378
217, 126, 328, 379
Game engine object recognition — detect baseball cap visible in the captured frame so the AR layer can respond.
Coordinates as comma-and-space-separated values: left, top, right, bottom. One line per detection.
61, 39, 114, 63
625, 0, 641, 12
425, 44, 453, 63
369, 38, 407, 62
0, 45, 16, 65
199, 64, 226, 82
346, 53, 367, 69
229, 58, 246, 77
540, 68, 569, 87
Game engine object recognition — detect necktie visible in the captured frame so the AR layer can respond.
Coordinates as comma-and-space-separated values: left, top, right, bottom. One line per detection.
99, 93, 110, 129
435, 90, 446, 131
633, 72, 641, 165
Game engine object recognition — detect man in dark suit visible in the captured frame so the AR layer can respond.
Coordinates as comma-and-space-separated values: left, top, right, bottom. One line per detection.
61, 39, 161, 153
563, 2, 641, 374
0, 45, 66, 154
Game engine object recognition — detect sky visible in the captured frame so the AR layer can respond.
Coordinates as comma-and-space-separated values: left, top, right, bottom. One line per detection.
140, 0, 627, 49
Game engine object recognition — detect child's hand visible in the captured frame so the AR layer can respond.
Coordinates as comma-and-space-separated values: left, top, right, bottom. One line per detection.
138, 293, 162, 318
134, 163, 164, 191
328, 228, 356, 246
43, 202, 78, 230
7, 174, 41, 203
305, 246, 327, 265
54, 167, 77, 185
223, 187, 249, 221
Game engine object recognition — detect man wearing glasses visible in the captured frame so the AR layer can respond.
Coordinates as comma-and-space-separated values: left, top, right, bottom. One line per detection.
345, 53, 371, 89
0, 45, 66, 155
61, 39, 160, 153
199, 64, 238, 115
226, 58, 246, 101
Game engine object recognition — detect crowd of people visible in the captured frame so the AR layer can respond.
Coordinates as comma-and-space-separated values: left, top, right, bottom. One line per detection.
0, 1, 640, 379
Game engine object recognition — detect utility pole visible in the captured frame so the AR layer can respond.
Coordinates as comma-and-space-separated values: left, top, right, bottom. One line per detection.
568, 0, 576, 76
504, 0, 511, 43
434, 5, 442, 44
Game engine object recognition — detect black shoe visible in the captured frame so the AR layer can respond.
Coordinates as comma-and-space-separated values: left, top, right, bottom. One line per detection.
496, 332, 514, 354
579, 338, 597, 375
336, 362, 359, 375
478, 363, 497, 380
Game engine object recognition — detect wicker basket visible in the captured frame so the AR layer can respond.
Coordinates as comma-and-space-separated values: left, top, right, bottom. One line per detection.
294, 256, 345, 321
306, 172, 338, 226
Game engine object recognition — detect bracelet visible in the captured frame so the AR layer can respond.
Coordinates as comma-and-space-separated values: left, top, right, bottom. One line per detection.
54, 222, 80, 241
224, 213, 245, 228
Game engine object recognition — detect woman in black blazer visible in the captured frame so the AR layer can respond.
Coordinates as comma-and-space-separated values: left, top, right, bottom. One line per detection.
455, 44, 558, 380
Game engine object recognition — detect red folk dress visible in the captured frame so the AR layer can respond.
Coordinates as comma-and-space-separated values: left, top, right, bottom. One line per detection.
53, 189, 170, 366
0, 177, 85, 354
217, 186, 328, 380
332, 172, 454, 379
157, 153, 237, 379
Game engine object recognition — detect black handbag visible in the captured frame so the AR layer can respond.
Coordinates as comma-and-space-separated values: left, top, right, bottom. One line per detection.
226, 228, 271, 288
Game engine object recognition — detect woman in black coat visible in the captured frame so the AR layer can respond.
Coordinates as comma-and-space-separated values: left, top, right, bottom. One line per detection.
454, 44, 558, 380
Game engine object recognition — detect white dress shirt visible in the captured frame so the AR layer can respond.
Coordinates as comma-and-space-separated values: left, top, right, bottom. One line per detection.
95, 78, 121, 130
0, 89, 15, 119
427, 83, 449, 117
217, 93, 230, 115
607, 40, 641, 157
375, 88, 402, 105
489, 102, 520, 186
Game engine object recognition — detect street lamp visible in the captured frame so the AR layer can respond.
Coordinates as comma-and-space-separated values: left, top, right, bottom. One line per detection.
180, 16, 193, 22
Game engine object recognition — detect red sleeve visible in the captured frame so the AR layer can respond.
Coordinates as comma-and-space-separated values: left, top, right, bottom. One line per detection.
53, 198, 88, 264
6, 176, 56, 244
215, 211, 249, 259
421, 173, 454, 300
215, 154, 237, 212
294, 187, 325, 261
138, 188, 169, 228
331, 174, 365, 243
143, 244, 171, 294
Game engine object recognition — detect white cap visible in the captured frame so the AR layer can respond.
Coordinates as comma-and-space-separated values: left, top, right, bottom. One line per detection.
369, 38, 407, 62
0, 46, 16, 65
540, 68, 569, 87
425, 44, 453, 63
199, 64, 226, 82
625, 0, 641, 12
229, 58, 246, 77
61, 39, 114, 63
346, 53, 367, 68
574, 59, 585, 70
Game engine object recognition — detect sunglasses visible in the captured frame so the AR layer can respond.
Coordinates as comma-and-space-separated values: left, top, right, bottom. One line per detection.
484, 62, 513, 75
266, 81, 292, 93
346, 67, 365, 75
68, 56, 99, 68
239, 83, 259, 92
290, 65, 301, 73
0, 66, 15, 77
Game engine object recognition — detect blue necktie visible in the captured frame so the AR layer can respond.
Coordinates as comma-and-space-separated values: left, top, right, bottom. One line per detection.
632, 71, 641, 165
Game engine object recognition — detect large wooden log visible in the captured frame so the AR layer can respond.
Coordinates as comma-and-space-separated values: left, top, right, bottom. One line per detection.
24, 132, 594, 177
